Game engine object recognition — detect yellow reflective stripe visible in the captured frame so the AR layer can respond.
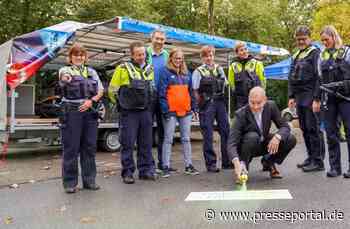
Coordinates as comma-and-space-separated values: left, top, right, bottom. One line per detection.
68, 66, 89, 78
125, 62, 142, 80
245, 60, 256, 72
294, 46, 316, 60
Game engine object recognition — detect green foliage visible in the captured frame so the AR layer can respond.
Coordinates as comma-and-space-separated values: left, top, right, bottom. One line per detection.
0, 0, 78, 43
311, 1, 350, 45
0, 0, 334, 107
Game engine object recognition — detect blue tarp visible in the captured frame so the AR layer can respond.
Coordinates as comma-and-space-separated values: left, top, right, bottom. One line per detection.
118, 17, 290, 56
265, 58, 291, 80
264, 43, 323, 80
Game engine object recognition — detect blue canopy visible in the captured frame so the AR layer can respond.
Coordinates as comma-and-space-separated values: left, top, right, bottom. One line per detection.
118, 17, 290, 56
265, 58, 291, 80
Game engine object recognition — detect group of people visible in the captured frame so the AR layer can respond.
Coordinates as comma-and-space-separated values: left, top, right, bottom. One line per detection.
57, 24, 350, 194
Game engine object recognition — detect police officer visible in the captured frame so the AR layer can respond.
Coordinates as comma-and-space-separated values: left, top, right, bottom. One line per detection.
192, 45, 231, 171
288, 26, 325, 172
59, 44, 104, 193
228, 42, 266, 111
316, 25, 350, 178
109, 41, 156, 184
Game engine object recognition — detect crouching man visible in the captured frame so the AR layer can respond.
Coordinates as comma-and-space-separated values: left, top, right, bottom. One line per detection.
227, 86, 296, 182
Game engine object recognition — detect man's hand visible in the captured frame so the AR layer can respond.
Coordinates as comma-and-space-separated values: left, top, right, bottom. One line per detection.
267, 134, 281, 154
288, 98, 296, 109
232, 158, 241, 181
60, 73, 72, 83
312, 100, 321, 113
79, 99, 93, 112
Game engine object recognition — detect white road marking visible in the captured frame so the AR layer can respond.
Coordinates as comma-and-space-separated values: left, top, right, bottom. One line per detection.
185, 189, 292, 201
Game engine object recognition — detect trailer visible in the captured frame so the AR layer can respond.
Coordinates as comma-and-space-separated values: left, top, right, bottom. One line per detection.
0, 17, 289, 153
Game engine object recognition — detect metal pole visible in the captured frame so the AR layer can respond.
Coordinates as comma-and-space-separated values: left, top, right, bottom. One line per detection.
10, 89, 15, 133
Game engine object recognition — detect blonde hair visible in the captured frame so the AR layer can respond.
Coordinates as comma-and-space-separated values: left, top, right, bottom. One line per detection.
167, 48, 188, 75
234, 41, 247, 54
320, 25, 343, 49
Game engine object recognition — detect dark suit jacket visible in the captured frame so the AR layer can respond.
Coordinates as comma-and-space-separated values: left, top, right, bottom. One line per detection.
227, 100, 291, 160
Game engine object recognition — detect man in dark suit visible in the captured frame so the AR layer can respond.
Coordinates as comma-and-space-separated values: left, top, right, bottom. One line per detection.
228, 87, 296, 182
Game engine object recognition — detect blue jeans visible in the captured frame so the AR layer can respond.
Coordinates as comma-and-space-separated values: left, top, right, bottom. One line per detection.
162, 114, 192, 168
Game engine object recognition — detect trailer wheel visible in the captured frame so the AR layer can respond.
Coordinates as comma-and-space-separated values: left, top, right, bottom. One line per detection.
100, 130, 120, 152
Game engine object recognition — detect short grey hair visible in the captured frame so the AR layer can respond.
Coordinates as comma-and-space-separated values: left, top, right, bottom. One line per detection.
249, 86, 266, 98
295, 25, 311, 37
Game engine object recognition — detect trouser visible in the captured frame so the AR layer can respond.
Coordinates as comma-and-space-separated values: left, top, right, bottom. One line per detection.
119, 109, 154, 178
323, 96, 350, 173
199, 99, 230, 169
162, 114, 192, 168
152, 99, 164, 169
238, 132, 296, 169
60, 109, 98, 188
297, 105, 325, 165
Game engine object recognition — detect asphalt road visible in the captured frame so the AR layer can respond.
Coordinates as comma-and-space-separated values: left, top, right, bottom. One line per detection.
0, 129, 349, 229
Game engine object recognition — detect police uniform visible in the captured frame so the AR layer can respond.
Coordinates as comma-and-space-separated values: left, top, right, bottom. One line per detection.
109, 62, 155, 179
228, 57, 266, 110
288, 45, 325, 170
318, 46, 350, 176
192, 64, 230, 170
58, 65, 103, 189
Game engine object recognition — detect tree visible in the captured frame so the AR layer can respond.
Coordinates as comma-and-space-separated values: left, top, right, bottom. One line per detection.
311, 1, 350, 44
208, 0, 214, 34
0, 0, 79, 44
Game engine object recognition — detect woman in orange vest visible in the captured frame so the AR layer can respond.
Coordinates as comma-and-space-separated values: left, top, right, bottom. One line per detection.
158, 48, 199, 178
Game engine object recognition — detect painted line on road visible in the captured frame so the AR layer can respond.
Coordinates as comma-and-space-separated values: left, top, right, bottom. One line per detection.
185, 189, 292, 201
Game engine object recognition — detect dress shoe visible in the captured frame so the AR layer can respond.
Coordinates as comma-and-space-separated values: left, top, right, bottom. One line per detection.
343, 170, 350, 178
270, 165, 283, 179
302, 163, 325, 172
297, 159, 311, 169
83, 183, 100, 190
139, 174, 157, 181
326, 169, 341, 177
123, 176, 135, 184
64, 187, 77, 194
261, 158, 271, 172
207, 167, 220, 173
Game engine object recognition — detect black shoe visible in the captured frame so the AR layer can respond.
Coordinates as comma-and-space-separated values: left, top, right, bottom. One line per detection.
139, 174, 157, 181
297, 159, 311, 169
64, 187, 77, 194
184, 164, 200, 175
161, 167, 171, 178
270, 164, 283, 179
123, 176, 135, 184
326, 169, 341, 177
207, 167, 220, 173
261, 158, 271, 172
222, 164, 234, 170
83, 183, 100, 190
261, 158, 272, 172
343, 170, 350, 178
302, 163, 325, 172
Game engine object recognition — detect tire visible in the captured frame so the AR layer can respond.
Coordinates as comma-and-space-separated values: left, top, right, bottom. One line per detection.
283, 112, 293, 122
100, 130, 121, 152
